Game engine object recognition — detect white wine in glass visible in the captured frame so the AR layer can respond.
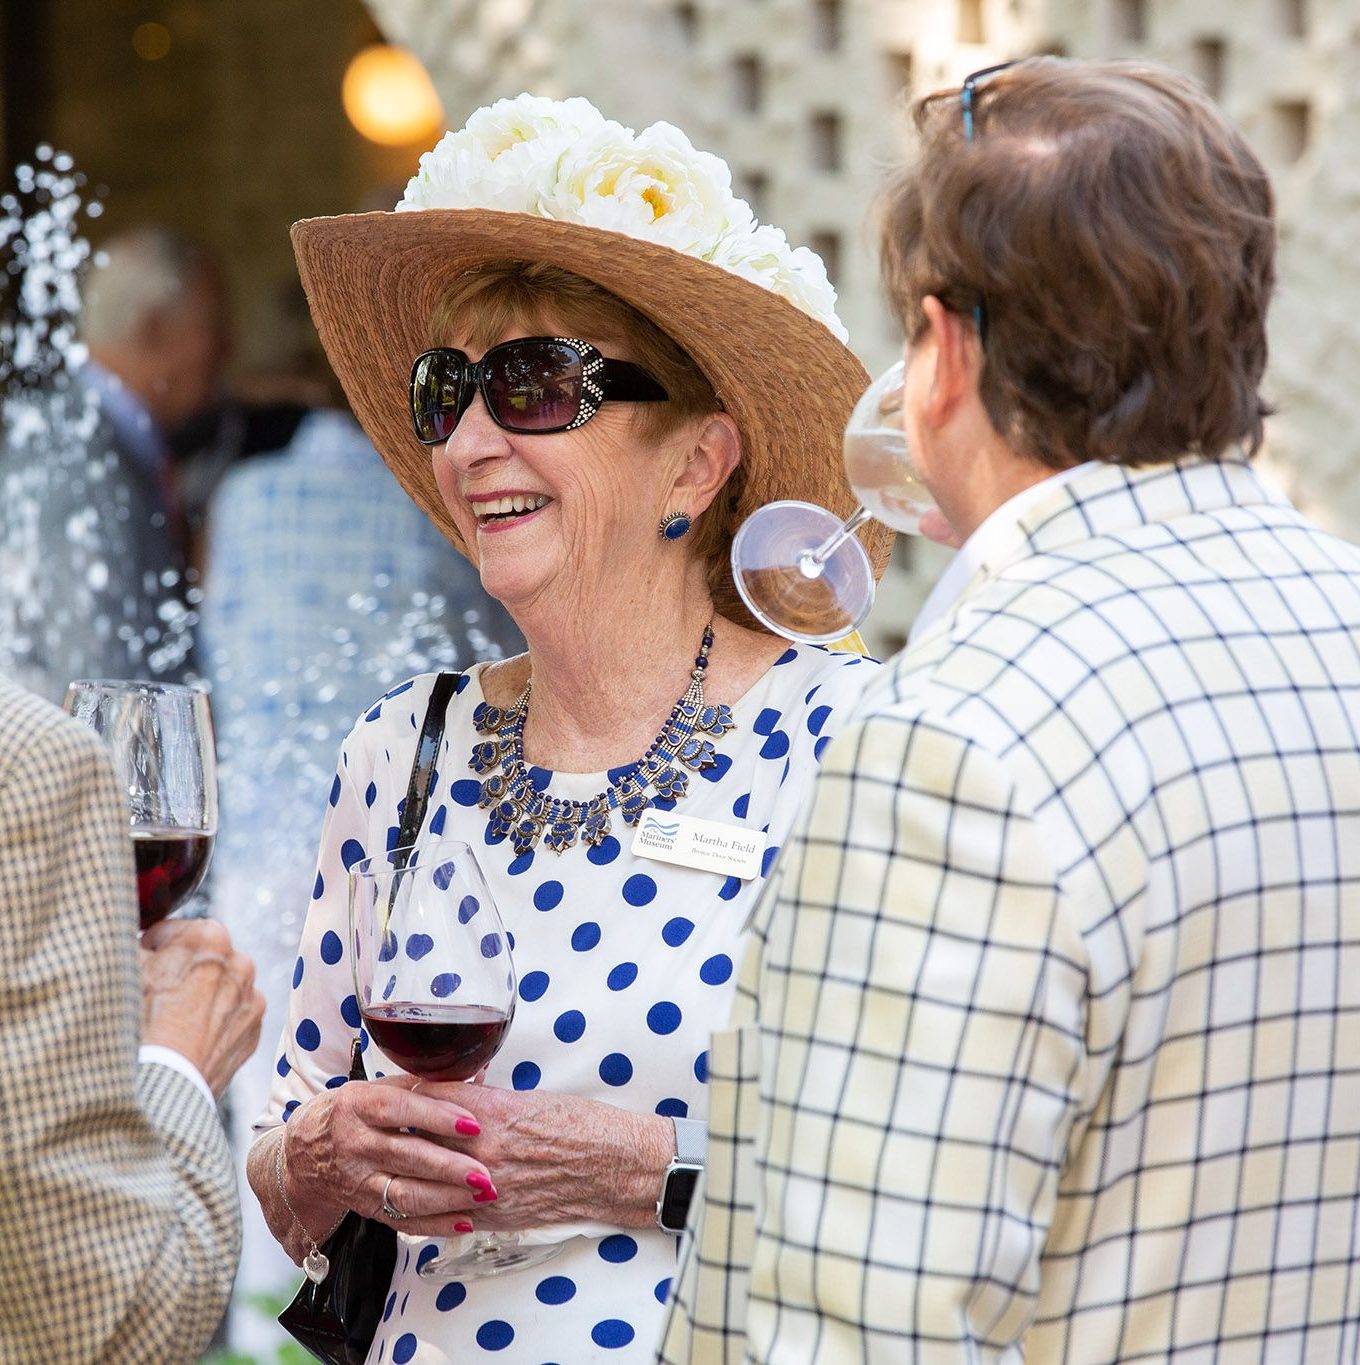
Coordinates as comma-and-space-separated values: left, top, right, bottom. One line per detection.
732, 359, 935, 643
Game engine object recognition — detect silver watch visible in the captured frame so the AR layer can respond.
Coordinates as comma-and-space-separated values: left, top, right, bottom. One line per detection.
655, 1116, 705, 1234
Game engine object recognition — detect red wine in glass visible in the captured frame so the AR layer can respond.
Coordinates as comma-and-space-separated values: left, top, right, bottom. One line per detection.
132, 827, 215, 930
361, 1002, 512, 1081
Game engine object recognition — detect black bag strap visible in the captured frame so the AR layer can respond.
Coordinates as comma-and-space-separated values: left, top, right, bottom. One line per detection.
347, 670, 460, 1085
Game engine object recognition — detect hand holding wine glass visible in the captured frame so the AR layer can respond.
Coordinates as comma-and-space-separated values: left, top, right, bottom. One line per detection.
63, 680, 217, 929
732, 357, 939, 642
351, 838, 561, 1281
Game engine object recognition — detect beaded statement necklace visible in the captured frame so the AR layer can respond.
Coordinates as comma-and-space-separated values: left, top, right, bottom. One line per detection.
469, 623, 736, 857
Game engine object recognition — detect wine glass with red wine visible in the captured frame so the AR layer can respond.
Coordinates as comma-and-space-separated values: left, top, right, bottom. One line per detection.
350, 838, 561, 1281
63, 680, 217, 930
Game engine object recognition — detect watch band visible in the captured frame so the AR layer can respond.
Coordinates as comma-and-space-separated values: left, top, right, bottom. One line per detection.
672, 1116, 706, 1166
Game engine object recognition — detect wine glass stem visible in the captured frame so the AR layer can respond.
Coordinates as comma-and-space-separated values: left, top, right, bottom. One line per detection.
799, 504, 873, 577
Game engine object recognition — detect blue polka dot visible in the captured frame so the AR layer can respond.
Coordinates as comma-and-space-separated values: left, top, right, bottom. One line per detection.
591, 1319, 635, 1349
475, 1320, 515, 1351
647, 1001, 682, 1034
655, 1097, 689, 1118
432, 859, 455, 891
340, 994, 361, 1027
429, 804, 447, 835
760, 730, 790, 760
534, 880, 564, 911
451, 779, 481, 806
406, 933, 434, 961
382, 1291, 396, 1323
607, 962, 638, 991
599, 1234, 637, 1263
761, 844, 781, 877
814, 735, 830, 761
520, 971, 550, 1002
527, 766, 551, 791
365, 702, 383, 723
553, 1010, 586, 1043
655, 1276, 672, 1303
320, 930, 343, 964
622, 873, 656, 906
718, 876, 741, 901
416, 1243, 439, 1272
507, 851, 535, 875
731, 792, 750, 819
324, 1074, 347, 1089
295, 1019, 320, 1052
276, 1054, 291, 1078
292, 956, 304, 988
662, 917, 694, 946
454, 674, 471, 694
587, 836, 620, 865
699, 751, 733, 783
328, 774, 341, 807
378, 929, 398, 962
808, 704, 832, 735
694, 1050, 709, 1083
775, 646, 797, 665
480, 932, 503, 958
572, 922, 602, 951
311, 871, 324, 900
535, 1275, 577, 1305
431, 972, 461, 997
340, 839, 367, 871
458, 895, 480, 923
364, 781, 377, 807
651, 795, 676, 811
700, 953, 733, 985
512, 1061, 541, 1090
381, 974, 397, 1000
385, 680, 414, 700
385, 825, 402, 852
435, 1281, 466, 1311
754, 707, 782, 736
283, 1099, 300, 1119
599, 1052, 633, 1086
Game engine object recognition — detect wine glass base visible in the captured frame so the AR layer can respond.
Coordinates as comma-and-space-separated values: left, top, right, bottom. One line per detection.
732, 500, 875, 645
416, 1235, 563, 1282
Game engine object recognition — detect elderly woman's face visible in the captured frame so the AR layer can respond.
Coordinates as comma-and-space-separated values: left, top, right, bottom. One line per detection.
430, 323, 691, 612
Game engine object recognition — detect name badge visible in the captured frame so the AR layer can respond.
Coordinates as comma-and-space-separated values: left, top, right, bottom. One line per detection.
630, 812, 767, 880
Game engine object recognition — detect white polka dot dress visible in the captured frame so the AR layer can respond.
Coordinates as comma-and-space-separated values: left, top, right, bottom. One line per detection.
258, 644, 878, 1363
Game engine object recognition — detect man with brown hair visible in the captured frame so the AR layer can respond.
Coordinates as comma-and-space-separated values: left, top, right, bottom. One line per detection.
659, 58, 1360, 1362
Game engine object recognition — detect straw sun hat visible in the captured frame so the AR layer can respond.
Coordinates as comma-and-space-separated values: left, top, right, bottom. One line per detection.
291, 94, 892, 626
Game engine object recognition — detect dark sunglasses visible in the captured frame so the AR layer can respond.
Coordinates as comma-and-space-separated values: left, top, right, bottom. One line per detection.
960, 60, 1017, 344
409, 336, 669, 445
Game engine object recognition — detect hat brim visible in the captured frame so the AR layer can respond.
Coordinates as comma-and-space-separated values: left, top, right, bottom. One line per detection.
291, 208, 893, 630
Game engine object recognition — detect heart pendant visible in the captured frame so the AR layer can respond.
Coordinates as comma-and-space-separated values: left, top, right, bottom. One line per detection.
303, 1247, 330, 1284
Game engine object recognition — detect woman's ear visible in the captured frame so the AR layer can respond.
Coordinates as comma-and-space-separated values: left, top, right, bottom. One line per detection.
669, 411, 742, 517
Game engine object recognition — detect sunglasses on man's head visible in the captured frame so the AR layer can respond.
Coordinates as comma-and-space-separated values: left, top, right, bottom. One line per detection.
409, 336, 670, 445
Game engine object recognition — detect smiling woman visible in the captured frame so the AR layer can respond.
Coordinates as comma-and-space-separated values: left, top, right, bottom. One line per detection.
246, 93, 891, 1363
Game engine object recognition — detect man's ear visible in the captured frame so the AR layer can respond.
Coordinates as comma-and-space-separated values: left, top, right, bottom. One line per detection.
669, 411, 742, 517
918, 295, 981, 430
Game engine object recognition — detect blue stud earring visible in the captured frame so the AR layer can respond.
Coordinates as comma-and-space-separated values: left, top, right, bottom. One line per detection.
658, 511, 692, 541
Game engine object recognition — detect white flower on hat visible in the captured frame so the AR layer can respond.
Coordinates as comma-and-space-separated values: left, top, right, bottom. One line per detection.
543, 121, 756, 261
710, 223, 848, 343
397, 93, 847, 341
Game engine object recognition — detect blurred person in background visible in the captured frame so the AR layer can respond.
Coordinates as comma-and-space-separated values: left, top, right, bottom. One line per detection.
0, 674, 264, 1362
197, 390, 521, 1353
0, 225, 229, 701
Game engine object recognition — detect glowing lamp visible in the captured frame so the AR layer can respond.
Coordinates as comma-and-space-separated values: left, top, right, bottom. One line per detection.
343, 44, 444, 147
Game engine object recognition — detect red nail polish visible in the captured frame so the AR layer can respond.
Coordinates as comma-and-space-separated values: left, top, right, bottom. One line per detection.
455, 1117, 481, 1136
454, 1220, 474, 1234
473, 1189, 498, 1203
466, 1171, 492, 1191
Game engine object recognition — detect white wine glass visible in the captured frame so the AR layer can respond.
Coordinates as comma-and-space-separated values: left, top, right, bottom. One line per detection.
63, 680, 217, 929
350, 838, 561, 1281
732, 358, 935, 642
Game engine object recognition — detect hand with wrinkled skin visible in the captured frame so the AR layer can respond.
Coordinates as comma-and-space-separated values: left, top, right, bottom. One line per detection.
254, 1076, 495, 1258
139, 917, 265, 1099
415, 1081, 675, 1232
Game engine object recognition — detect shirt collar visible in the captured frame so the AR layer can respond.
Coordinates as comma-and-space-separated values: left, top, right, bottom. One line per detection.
908, 461, 1101, 646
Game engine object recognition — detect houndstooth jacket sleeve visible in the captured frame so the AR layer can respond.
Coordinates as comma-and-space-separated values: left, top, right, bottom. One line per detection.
659, 457, 1360, 1362
0, 679, 239, 1364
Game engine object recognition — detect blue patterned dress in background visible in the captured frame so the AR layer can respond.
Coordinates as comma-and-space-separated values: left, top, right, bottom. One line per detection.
258, 646, 878, 1363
